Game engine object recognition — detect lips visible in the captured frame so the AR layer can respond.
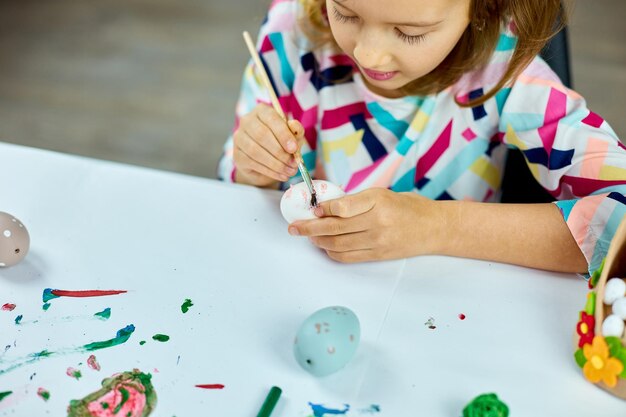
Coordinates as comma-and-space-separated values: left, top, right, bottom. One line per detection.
361, 67, 398, 81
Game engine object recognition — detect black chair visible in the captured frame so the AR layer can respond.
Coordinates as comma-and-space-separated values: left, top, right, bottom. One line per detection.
500, 26, 571, 203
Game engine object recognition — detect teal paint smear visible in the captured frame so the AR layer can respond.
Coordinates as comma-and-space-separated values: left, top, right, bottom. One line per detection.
0, 325, 135, 375
14, 315, 23, 325
94, 308, 111, 320
308, 403, 350, 417
181, 299, 193, 314
42, 288, 59, 303
42, 303, 51, 311
152, 334, 170, 342
139, 341, 146, 346
0, 391, 12, 401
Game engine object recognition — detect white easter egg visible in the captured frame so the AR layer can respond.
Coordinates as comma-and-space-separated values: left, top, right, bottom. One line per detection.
280, 180, 345, 223
612, 297, 626, 320
0, 211, 30, 267
604, 278, 626, 305
602, 314, 625, 338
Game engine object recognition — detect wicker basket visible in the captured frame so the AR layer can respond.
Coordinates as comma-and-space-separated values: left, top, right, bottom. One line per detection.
574, 215, 626, 399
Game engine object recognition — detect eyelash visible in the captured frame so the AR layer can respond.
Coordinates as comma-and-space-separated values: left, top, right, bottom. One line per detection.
331, 7, 427, 45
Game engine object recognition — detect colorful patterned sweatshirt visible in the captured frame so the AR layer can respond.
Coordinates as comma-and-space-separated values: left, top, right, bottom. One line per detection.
218, 0, 626, 275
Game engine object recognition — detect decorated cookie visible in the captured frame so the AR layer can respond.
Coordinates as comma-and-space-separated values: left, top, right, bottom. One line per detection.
67, 369, 156, 417
574, 217, 626, 399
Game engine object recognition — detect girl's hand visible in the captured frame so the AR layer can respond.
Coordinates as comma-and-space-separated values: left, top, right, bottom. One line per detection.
288, 188, 441, 262
233, 103, 305, 188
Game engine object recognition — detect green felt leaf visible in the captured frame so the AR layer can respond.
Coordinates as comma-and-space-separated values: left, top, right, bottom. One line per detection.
584, 292, 596, 315
606, 337, 623, 357
574, 349, 587, 368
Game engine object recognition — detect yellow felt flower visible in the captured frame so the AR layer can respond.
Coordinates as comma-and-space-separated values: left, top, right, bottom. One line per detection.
583, 336, 624, 388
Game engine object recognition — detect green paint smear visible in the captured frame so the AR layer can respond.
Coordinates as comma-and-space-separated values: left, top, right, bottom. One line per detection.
0, 391, 12, 401
113, 387, 130, 414
42, 303, 51, 311
152, 334, 170, 342
0, 325, 135, 376
14, 315, 23, 325
83, 325, 135, 351
139, 341, 146, 345
463, 393, 509, 417
68, 370, 157, 417
38, 389, 50, 401
94, 308, 111, 320
71, 369, 83, 380
181, 299, 194, 314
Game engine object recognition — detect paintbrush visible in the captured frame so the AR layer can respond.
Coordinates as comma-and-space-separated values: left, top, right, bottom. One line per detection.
242, 31, 318, 208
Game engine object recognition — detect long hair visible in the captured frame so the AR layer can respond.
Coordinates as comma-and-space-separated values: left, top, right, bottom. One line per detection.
299, 0, 567, 107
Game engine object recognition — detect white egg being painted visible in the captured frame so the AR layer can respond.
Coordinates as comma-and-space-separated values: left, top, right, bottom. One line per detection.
280, 180, 345, 223
0, 211, 30, 267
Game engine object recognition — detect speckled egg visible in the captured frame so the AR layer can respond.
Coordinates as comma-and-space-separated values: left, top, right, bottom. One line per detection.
604, 278, 626, 305
293, 306, 360, 377
612, 297, 626, 320
280, 180, 345, 223
602, 314, 625, 338
0, 211, 29, 267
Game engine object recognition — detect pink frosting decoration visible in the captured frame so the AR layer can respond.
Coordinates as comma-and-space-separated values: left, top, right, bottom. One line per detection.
86, 384, 146, 417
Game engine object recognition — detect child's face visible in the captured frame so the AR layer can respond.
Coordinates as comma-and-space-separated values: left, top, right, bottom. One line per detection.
326, 0, 471, 98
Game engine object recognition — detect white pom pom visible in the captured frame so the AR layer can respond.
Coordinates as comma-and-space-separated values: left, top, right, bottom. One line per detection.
602, 314, 625, 338
604, 278, 626, 305
612, 297, 626, 320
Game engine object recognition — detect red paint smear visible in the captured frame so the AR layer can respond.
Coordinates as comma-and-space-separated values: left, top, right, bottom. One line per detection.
195, 384, 225, 389
52, 290, 127, 298
459, 313, 466, 320
1, 303, 16, 311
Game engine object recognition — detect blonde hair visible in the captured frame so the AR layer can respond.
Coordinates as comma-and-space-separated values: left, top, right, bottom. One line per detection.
299, 0, 567, 106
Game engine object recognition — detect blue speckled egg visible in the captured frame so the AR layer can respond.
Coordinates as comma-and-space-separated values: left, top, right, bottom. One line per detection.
293, 306, 360, 377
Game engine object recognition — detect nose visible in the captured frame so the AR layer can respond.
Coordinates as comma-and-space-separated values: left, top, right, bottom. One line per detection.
353, 34, 392, 69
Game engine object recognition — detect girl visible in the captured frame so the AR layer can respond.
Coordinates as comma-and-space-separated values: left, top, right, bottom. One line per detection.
218, 0, 626, 276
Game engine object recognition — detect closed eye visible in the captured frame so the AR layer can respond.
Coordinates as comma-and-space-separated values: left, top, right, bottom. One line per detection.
394, 29, 427, 45
332, 7, 359, 24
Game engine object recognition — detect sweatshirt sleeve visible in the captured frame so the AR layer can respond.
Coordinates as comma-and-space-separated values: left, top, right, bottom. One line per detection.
217, 0, 299, 183
498, 58, 626, 276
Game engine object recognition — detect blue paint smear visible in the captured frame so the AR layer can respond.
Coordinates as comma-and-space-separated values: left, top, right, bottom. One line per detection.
308, 403, 350, 417
14, 315, 23, 325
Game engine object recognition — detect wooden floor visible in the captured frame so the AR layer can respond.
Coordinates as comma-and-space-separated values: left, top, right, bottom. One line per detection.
0, 0, 624, 179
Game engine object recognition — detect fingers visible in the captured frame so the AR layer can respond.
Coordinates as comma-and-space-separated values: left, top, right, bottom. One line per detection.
235, 144, 291, 182
309, 231, 373, 252
290, 216, 364, 237
315, 193, 375, 218
256, 105, 299, 154
234, 103, 307, 185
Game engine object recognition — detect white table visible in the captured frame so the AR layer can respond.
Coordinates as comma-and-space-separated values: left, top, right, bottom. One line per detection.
0, 142, 623, 416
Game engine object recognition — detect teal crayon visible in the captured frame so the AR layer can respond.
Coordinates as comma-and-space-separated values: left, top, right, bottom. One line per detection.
256, 386, 282, 417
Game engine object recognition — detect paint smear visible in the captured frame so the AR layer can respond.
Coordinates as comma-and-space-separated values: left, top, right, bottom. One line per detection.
42, 303, 51, 311
458, 313, 466, 320
0, 325, 135, 375
152, 334, 169, 342
195, 384, 224, 389
67, 370, 156, 417
424, 317, 436, 330
37, 387, 50, 402
0, 391, 12, 402
181, 299, 193, 314
1, 303, 16, 311
43, 289, 127, 303
67, 367, 82, 380
359, 404, 381, 414
308, 403, 350, 417
94, 308, 111, 320
87, 355, 101, 371
14, 315, 23, 325
139, 341, 146, 346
